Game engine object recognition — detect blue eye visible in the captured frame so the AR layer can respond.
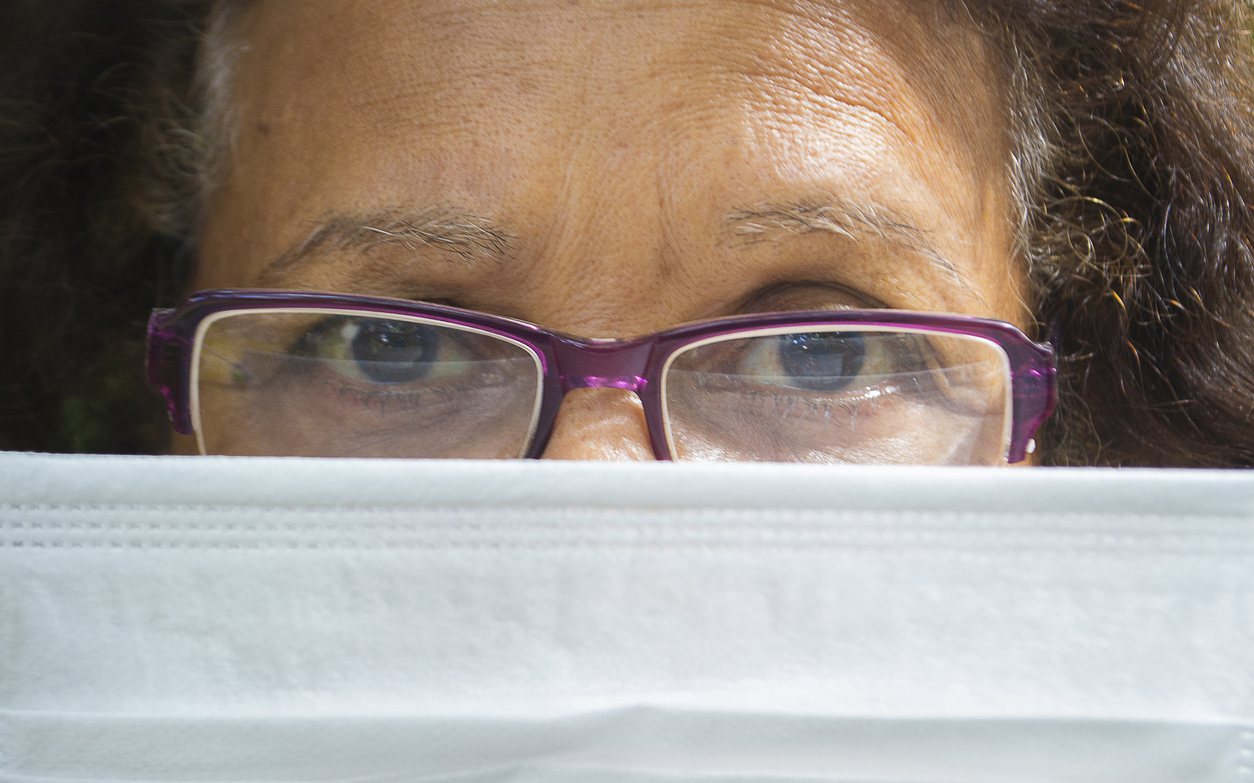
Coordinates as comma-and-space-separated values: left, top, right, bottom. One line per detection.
349, 319, 440, 383
777, 332, 865, 391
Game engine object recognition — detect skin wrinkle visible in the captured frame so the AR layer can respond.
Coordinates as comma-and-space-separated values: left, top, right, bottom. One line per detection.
190, 0, 1026, 460
744, 31, 917, 150
754, 0, 1003, 177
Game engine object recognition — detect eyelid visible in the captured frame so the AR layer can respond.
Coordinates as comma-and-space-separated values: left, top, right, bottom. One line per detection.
736, 281, 890, 315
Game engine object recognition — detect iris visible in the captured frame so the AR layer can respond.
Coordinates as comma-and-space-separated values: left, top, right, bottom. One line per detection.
777, 332, 865, 392
349, 319, 441, 383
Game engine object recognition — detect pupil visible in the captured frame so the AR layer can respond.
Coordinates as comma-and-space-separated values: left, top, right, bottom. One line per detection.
350, 319, 439, 383
778, 332, 864, 391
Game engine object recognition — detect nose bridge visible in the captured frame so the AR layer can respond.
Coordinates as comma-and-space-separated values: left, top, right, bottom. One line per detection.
553, 336, 654, 392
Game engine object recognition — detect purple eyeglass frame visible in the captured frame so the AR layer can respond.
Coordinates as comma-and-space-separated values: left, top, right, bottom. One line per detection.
147, 289, 1057, 463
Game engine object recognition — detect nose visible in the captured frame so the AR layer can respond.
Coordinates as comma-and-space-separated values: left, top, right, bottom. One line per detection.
540, 388, 655, 460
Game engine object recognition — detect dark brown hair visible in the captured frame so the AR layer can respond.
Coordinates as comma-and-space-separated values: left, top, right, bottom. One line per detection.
990, 0, 1254, 465
2, 0, 1252, 464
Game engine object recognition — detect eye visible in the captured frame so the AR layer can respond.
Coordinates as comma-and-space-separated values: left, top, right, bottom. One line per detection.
294, 316, 457, 384
349, 319, 439, 383
720, 329, 898, 396
775, 332, 865, 392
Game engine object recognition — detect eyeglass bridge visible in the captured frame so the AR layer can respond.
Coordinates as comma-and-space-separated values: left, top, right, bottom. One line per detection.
552, 335, 652, 393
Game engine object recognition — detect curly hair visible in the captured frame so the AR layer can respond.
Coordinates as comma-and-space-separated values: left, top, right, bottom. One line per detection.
1, 0, 1252, 465
998, 0, 1254, 466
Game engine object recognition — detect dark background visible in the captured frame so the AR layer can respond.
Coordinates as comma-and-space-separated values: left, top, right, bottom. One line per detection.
0, 1, 186, 453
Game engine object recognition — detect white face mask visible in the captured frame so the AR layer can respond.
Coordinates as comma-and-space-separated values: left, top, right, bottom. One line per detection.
3, 453, 1252, 782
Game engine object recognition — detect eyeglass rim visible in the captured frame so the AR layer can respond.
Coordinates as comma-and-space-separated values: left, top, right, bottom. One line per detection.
657, 324, 1017, 465
147, 288, 1057, 463
185, 306, 550, 460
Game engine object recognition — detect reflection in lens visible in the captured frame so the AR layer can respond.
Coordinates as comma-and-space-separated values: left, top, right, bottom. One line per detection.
662, 328, 1011, 465
194, 310, 543, 458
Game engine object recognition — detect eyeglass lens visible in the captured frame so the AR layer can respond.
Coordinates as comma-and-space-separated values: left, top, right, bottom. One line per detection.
194, 310, 544, 458
662, 328, 1011, 465
192, 310, 1013, 464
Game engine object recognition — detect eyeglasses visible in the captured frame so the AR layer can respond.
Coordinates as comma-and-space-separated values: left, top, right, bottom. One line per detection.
147, 290, 1056, 464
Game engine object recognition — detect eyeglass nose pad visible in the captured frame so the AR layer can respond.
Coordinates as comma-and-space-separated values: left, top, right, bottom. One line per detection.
539, 388, 654, 461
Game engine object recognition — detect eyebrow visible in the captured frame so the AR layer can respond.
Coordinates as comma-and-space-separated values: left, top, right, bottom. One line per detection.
257, 206, 515, 284
723, 198, 963, 282
255, 198, 965, 290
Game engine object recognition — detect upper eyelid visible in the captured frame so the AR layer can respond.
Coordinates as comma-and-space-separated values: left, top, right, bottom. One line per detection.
736, 281, 891, 314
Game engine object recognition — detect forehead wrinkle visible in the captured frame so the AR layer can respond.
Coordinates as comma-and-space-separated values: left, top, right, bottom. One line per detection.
637, 69, 942, 201
691, 61, 915, 151
253, 206, 515, 286
722, 0, 1003, 185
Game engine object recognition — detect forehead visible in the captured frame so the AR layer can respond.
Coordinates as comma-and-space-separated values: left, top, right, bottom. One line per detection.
201, 0, 1017, 327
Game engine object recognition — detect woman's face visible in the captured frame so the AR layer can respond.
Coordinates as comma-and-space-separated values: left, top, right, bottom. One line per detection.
190, 0, 1023, 460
